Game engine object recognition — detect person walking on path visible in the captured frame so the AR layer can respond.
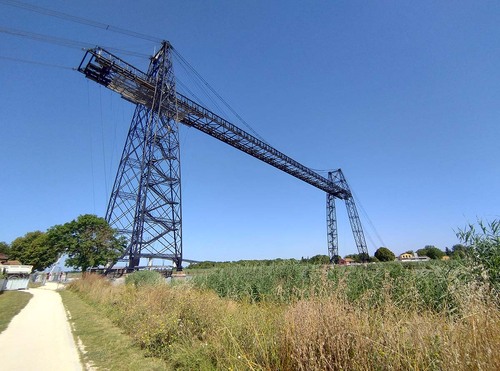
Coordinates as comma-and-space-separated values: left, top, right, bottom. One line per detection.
0, 283, 82, 371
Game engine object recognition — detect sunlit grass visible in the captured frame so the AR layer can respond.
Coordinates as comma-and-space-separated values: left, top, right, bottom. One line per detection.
60, 289, 169, 370
0, 290, 32, 333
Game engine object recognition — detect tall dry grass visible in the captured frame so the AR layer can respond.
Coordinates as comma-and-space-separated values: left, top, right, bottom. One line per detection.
68, 266, 500, 370
283, 282, 500, 370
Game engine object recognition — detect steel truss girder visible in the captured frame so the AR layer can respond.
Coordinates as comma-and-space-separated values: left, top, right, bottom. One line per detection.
175, 95, 349, 197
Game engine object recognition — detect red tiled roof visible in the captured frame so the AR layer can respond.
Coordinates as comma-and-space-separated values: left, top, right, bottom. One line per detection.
3, 260, 22, 265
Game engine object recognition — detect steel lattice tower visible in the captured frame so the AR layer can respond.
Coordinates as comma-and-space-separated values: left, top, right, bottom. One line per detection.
104, 42, 182, 269
326, 171, 369, 263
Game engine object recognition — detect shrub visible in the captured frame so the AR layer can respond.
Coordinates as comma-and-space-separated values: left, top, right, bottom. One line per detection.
374, 247, 396, 262
457, 219, 500, 292
417, 245, 445, 260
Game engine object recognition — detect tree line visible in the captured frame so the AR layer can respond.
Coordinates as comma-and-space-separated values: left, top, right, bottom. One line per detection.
188, 244, 471, 269
2, 216, 492, 274
1, 214, 125, 272
346, 244, 470, 263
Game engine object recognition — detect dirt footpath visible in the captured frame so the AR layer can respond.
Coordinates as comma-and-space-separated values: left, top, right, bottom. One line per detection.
0, 283, 82, 371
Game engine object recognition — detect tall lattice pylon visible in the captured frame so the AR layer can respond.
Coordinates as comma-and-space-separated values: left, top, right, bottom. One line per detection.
326, 170, 369, 263
105, 42, 183, 270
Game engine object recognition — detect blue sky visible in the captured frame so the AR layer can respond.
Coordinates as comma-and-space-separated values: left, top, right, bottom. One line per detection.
0, 0, 498, 261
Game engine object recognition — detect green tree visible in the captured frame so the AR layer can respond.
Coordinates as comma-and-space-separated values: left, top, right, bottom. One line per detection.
358, 252, 370, 262
0, 241, 10, 255
450, 244, 469, 259
9, 231, 61, 271
49, 214, 125, 273
331, 254, 341, 264
374, 247, 396, 262
416, 245, 444, 260
307, 254, 330, 265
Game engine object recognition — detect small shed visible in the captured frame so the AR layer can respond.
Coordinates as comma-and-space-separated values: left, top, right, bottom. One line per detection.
0, 264, 33, 291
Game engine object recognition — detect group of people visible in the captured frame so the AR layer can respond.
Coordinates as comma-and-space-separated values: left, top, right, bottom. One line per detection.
32, 271, 67, 283
47, 271, 67, 282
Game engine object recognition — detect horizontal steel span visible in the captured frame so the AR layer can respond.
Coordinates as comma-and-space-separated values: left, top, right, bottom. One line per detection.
78, 47, 350, 199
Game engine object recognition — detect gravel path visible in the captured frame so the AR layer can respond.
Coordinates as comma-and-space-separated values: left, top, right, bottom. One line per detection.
0, 283, 82, 371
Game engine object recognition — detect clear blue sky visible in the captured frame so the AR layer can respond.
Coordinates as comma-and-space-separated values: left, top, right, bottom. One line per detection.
0, 0, 498, 261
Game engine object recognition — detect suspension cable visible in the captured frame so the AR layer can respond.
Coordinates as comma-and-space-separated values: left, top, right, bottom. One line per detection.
351, 188, 386, 248
173, 54, 231, 120
172, 47, 270, 145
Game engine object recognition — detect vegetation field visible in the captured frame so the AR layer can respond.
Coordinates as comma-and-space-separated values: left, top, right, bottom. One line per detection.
64, 220, 500, 370
0, 290, 32, 333
67, 259, 500, 371
60, 290, 169, 370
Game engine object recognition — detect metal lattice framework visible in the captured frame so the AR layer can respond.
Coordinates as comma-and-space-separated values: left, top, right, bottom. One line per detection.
78, 41, 369, 269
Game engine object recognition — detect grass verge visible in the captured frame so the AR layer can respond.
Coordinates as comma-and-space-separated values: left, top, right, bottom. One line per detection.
0, 290, 32, 333
59, 289, 169, 370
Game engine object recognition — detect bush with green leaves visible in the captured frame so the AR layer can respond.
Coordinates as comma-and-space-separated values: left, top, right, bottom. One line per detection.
125, 270, 164, 288
0, 241, 10, 255
417, 245, 445, 260
374, 247, 396, 262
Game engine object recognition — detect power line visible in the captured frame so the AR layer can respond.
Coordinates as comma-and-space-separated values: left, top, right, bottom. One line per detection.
0, 55, 74, 70
0, 26, 88, 49
0, 26, 150, 58
0, 0, 163, 43
1, 0, 269, 146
